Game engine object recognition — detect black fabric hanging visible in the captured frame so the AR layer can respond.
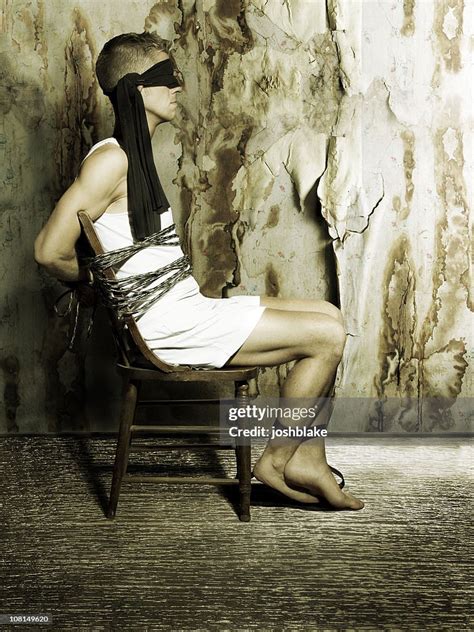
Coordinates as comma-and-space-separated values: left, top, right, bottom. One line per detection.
105, 59, 180, 242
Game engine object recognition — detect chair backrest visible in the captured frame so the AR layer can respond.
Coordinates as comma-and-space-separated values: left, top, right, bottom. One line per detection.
77, 211, 187, 373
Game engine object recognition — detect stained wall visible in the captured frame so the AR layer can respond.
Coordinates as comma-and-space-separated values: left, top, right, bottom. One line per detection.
0, 0, 472, 433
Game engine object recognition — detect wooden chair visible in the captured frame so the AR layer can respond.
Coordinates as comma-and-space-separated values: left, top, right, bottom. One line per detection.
77, 211, 258, 522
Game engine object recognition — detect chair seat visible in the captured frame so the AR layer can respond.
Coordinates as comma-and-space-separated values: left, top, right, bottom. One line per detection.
117, 361, 259, 382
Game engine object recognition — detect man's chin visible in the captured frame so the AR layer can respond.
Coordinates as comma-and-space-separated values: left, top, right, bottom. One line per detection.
156, 114, 175, 124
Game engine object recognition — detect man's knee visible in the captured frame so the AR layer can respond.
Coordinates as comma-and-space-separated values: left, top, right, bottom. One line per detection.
331, 322, 347, 357
305, 316, 346, 359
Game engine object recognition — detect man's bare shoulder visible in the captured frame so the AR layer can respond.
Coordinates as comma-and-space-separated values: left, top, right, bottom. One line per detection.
78, 142, 128, 190
63, 141, 129, 219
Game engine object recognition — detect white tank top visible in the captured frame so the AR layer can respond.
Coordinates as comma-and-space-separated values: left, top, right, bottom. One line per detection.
83, 138, 200, 314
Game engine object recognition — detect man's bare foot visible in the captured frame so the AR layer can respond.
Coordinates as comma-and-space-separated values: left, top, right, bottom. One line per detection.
284, 449, 365, 510
253, 450, 320, 504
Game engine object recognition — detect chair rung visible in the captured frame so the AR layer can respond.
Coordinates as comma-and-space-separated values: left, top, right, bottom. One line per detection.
131, 425, 226, 434
123, 475, 239, 485
129, 443, 234, 451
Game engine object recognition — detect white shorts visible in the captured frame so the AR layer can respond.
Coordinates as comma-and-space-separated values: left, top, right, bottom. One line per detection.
136, 287, 266, 369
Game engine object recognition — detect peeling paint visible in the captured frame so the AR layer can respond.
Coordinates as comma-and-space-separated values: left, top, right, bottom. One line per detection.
372, 112, 471, 430
419, 122, 471, 348
432, 0, 463, 79
33, 0, 48, 75
263, 204, 280, 231
376, 236, 418, 404
265, 263, 280, 297
215, 0, 241, 20
207, 147, 242, 223
144, 1, 179, 33
401, 0, 416, 37
400, 129, 415, 218
57, 8, 101, 188
421, 339, 469, 430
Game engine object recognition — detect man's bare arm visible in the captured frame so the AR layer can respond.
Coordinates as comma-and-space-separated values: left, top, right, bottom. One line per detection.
34, 146, 128, 282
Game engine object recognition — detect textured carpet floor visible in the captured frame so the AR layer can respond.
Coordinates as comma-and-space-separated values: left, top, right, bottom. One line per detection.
0, 435, 472, 631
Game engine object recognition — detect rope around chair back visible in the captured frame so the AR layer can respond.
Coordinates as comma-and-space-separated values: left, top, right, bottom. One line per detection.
77, 211, 188, 373
87, 227, 191, 320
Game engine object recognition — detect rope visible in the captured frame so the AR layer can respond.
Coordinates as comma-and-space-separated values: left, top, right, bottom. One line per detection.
53, 287, 97, 352
83, 223, 192, 320
53, 223, 191, 352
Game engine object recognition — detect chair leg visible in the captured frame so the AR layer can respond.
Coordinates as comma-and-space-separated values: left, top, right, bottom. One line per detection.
235, 381, 252, 522
107, 379, 138, 519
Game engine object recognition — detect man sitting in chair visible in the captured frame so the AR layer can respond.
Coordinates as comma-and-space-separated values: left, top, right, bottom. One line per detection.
34, 32, 363, 511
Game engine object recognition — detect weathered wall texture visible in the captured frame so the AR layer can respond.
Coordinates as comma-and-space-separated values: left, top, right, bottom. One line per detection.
0, 0, 472, 433
318, 0, 473, 431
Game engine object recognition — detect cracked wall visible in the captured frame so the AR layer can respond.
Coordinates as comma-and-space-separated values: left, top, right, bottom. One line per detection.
318, 0, 473, 431
0, 0, 472, 433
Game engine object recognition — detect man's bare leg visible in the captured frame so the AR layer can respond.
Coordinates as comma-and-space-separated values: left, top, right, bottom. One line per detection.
224, 302, 363, 510
259, 296, 345, 327
257, 298, 361, 508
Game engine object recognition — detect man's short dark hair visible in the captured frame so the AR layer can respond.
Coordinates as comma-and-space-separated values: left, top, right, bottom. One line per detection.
96, 31, 171, 95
